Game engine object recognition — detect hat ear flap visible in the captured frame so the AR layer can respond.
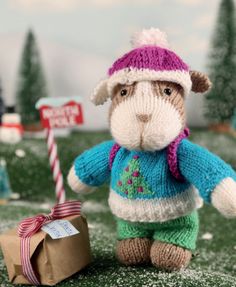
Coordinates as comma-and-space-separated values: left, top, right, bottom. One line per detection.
190, 71, 212, 93
91, 79, 109, 105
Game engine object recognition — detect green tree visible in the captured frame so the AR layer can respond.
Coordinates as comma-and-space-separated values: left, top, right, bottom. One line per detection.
232, 109, 236, 130
205, 0, 236, 124
116, 155, 154, 199
0, 79, 5, 124
16, 29, 48, 125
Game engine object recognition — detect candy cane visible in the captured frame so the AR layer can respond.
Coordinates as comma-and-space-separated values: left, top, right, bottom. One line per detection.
46, 128, 65, 204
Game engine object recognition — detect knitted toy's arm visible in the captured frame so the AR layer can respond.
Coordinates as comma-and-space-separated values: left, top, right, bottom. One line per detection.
67, 140, 114, 194
211, 177, 236, 218
178, 139, 236, 217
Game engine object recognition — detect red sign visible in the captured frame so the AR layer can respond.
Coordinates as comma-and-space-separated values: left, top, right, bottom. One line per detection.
38, 101, 84, 129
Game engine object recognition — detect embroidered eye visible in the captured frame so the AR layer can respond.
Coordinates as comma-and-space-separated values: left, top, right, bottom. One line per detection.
120, 89, 128, 96
163, 88, 172, 96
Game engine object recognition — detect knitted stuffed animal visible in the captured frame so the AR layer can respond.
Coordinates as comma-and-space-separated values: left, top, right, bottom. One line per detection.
68, 28, 236, 271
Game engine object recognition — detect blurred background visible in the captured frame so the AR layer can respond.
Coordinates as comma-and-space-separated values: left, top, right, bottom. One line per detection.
0, 0, 235, 221
1, 1, 236, 286
0, 0, 224, 130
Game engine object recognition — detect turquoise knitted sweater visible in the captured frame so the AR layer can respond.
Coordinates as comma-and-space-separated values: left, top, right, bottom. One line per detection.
73, 139, 236, 222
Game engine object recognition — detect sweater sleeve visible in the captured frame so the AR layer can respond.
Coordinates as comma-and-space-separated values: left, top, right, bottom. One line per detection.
177, 139, 236, 203
73, 140, 114, 187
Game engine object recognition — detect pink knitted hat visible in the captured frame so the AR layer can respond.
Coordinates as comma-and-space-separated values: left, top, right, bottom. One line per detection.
91, 28, 192, 105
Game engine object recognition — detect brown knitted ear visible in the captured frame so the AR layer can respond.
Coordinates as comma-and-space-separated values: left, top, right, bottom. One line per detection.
190, 71, 212, 93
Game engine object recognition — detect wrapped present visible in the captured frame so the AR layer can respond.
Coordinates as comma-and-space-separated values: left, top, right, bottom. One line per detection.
0, 201, 92, 285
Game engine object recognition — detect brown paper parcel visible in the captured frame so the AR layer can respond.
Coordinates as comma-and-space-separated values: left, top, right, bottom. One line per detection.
0, 215, 92, 286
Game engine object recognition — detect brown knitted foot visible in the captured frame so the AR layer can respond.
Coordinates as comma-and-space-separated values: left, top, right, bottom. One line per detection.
116, 238, 152, 266
150, 241, 192, 271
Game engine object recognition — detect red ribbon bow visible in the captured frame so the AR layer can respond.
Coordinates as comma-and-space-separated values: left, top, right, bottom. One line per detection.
18, 201, 81, 285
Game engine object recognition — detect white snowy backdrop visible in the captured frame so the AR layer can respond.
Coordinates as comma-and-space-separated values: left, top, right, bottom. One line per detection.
0, 0, 221, 130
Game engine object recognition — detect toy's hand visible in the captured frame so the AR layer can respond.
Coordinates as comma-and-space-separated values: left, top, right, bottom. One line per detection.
67, 166, 96, 194
212, 177, 236, 218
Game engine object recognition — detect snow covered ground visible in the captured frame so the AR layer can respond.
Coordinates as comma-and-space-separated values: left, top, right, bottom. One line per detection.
1, 202, 236, 287
0, 129, 236, 286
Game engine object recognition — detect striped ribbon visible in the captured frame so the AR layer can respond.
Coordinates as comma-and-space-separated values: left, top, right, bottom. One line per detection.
18, 201, 81, 285
46, 128, 65, 204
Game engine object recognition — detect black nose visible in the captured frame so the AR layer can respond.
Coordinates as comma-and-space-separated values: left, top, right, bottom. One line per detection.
136, 114, 152, 123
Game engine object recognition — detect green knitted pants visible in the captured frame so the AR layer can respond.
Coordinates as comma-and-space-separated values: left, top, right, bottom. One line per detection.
116, 211, 199, 251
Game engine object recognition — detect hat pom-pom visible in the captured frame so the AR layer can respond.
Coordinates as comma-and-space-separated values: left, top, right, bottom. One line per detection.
131, 28, 170, 49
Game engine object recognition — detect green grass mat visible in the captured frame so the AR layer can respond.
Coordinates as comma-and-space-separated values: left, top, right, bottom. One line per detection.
0, 129, 236, 286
